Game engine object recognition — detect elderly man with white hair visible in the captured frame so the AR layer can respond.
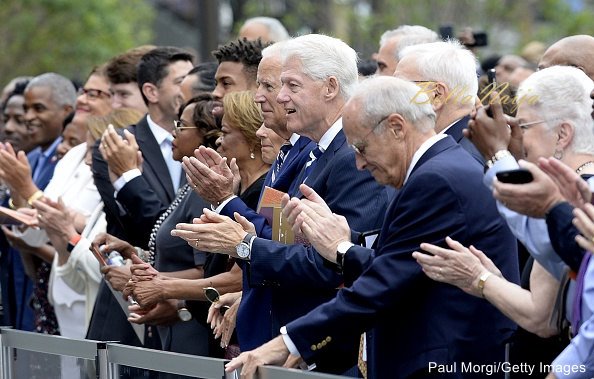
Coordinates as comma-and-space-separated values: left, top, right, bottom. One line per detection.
395, 40, 484, 164
238, 16, 290, 43
226, 75, 519, 379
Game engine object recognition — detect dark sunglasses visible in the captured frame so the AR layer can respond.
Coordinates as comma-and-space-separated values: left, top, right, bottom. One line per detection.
203, 286, 230, 315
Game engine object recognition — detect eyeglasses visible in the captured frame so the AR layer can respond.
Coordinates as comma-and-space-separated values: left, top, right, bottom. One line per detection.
173, 119, 198, 134
77, 87, 111, 100
518, 119, 558, 132
350, 114, 390, 156
203, 286, 230, 315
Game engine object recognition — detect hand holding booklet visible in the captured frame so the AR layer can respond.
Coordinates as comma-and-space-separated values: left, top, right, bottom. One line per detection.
0, 206, 37, 226
257, 186, 309, 245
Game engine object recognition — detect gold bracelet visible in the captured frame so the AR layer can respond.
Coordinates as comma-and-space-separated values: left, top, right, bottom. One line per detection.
27, 190, 44, 207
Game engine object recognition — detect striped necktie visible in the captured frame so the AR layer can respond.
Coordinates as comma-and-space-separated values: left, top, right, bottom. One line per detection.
302, 145, 323, 183
272, 142, 292, 184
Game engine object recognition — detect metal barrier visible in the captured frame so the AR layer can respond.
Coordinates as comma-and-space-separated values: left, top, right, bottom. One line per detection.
0, 327, 346, 379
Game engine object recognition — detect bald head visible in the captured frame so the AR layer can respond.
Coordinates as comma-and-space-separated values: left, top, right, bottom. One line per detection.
539, 35, 594, 80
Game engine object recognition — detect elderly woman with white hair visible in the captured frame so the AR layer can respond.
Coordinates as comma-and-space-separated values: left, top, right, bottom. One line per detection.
413, 65, 594, 379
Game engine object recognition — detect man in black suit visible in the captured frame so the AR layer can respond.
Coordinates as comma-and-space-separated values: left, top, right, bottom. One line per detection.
87, 47, 193, 347
227, 75, 519, 379
395, 40, 484, 164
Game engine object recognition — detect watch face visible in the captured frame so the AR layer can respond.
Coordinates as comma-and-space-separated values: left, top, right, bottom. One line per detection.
178, 308, 192, 322
236, 242, 250, 258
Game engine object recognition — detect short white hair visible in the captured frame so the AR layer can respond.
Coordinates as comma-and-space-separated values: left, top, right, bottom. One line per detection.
399, 40, 478, 104
261, 40, 287, 59
281, 34, 358, 100
26, 72, 76, 108
379, 25, 438, 48
518, 66, 594, 155
243, 17, 290, 42
350, 76, 436, 133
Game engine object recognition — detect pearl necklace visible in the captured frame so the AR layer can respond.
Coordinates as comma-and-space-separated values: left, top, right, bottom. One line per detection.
146, 184, 191, 265
575, 161, 594, 175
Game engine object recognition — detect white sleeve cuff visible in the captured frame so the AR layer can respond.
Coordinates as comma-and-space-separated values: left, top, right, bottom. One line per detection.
113, 169, 142, 192
213, 195, 238, 213
280, 326, 300, 357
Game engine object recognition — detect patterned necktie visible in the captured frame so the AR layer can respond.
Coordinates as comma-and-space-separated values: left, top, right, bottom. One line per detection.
302, 145, 323, 183
571, 253, 592, 336
271, 142, 292, 184
358, 333, 367, 379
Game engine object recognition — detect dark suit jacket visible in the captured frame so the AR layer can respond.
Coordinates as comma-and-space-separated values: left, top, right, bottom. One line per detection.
445, 116, 485, 165
220, 136, 314, 351
286, 137, 519, 379
88, 115, 176, 346
546, 201, 586, 272
248, 129, 390, 372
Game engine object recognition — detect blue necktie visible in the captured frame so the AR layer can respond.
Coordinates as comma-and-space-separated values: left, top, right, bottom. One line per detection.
272, 142, 293, 184
302, 145, 323, 183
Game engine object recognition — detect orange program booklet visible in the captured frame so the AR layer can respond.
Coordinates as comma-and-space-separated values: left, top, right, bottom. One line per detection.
0, 206, 37, 226
257, 186, 309, 246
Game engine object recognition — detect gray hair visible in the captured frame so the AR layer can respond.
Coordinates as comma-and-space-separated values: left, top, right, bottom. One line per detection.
281, 34, 358, 100
379, 25, 438, 48
26, 73, 76, 108
351, 76, 435, 133
517, 65, 594, 155
243, 17, 290, 42
399, 40, 478, 106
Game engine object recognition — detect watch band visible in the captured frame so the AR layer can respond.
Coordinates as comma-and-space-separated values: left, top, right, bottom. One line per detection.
486, 150, 512, 168
477, 272, 493, 298
67, 234, 82, 253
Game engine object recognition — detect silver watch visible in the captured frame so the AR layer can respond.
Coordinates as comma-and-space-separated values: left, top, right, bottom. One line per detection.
236, 233, 255, 259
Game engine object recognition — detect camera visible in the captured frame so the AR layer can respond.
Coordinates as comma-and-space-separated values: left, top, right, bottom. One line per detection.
439, 25, 488, 47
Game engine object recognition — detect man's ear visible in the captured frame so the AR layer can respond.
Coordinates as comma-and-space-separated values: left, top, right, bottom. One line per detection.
142, 83, 159, 104
324, 76, 340, 101
385, 113, 406, 139
431, 81, 449, 112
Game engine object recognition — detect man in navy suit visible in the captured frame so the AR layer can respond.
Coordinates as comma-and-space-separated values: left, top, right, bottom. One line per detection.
174, 35, 389, 373
226, 76, 519, 379
395, 40, 484, 164
87, 47, 193, 348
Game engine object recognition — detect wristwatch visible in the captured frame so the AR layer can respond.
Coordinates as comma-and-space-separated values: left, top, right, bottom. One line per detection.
236, 233, 256, 259
477, 272, 493, 298
66, 234, 82, 253
336, 241, 354, 271
177, 300, 192, 322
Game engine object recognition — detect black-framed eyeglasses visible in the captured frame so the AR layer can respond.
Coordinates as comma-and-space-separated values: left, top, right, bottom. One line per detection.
203, 286, 230, 315
173, 119, 198, 134
350, 114, 390, 156
77, 87, 111, 100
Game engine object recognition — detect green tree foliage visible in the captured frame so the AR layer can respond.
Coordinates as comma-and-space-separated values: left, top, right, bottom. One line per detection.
0, 0, 154, 84
236, 0, 594, 58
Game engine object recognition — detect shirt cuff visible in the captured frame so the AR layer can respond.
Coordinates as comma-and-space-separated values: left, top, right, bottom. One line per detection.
483, 155, 519, 189
280, 326, 300, 357
213, 195, 238, 213
113, 169, 142, 193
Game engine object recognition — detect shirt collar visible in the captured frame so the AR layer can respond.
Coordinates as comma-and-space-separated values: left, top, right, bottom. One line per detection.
147, 114, 173, 144
41, 137, 62, 158
403, 133, 448, 185
317, 118, 342, 153
439, 118, 462, 135
289, 133, 300, 146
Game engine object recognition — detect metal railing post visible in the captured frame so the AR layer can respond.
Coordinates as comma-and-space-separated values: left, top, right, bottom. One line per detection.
0, 328, 14, 379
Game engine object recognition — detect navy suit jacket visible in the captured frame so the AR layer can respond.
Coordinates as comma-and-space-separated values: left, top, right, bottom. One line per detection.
287, 137, 519, 379
248, 129, 390, 372
445, 116, 485, 165
222, 136, 314, 351
88, 115, 175, 346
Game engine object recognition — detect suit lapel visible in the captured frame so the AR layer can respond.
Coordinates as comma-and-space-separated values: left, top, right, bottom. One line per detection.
134, 116, 176, 202
409, 136, 457, 178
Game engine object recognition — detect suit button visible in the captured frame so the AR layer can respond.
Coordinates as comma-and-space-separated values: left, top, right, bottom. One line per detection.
325, 336, 332, 342
317, 343, 323, 349
321, 341, 327, 347
311, 345, 317, 351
